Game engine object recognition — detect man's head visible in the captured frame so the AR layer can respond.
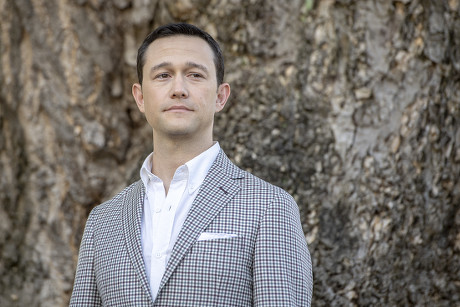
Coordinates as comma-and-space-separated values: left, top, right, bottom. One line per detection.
136, 23, 225, 86
131, 24, 231, 147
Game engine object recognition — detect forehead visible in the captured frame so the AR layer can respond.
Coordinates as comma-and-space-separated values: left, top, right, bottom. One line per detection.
144, 35, 215, 68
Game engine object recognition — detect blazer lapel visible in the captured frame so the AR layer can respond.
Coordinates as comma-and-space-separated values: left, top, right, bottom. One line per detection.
122, 181, 154, 302
158, 150, 245, 291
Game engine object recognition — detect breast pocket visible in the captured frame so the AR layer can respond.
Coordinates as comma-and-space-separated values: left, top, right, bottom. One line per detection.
182, 236, 252, 280
191, 236, 245, 254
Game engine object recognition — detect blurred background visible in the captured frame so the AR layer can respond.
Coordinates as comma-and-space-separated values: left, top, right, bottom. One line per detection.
1, 0, 459, 306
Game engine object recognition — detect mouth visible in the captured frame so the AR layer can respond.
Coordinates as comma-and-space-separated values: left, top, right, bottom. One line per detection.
164, 105, 193, 112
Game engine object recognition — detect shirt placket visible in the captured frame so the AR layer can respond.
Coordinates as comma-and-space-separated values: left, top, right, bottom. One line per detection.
148, 168, 188, 294
149, 180, 167, 295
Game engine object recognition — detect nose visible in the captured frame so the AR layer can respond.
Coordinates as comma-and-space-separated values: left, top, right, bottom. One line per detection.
170, 77, 188, 99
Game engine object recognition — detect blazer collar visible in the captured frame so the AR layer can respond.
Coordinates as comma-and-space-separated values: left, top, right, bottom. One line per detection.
122, 181, 154, 303
158, 149, 245, 292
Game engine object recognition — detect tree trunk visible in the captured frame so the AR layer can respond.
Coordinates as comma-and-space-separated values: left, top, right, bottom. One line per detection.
1, 0, 459, 306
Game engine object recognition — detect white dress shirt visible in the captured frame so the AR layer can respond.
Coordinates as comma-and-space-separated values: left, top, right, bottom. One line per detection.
140, 142, 220, 300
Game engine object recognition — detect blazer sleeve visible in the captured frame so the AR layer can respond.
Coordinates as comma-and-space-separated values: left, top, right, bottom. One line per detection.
69, 211, 102, 306
253, 190, 313, 306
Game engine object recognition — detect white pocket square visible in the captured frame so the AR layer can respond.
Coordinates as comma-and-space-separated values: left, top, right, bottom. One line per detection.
197, 232, 238, 241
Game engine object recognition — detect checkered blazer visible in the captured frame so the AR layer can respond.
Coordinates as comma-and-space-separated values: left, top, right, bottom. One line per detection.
70, 150, 313, 306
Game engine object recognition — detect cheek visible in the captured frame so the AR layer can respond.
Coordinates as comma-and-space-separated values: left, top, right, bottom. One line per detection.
201, 92, 218, 109
143, 91, 162, 111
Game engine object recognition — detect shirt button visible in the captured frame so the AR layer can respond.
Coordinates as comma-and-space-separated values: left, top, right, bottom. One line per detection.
155, 253, 162, 258
154, 207, 161, 213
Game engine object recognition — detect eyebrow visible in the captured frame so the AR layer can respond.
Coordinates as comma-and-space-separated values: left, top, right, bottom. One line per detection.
150, 62, 171, 74
149, 61, 209, 75
185, 61, 209, 74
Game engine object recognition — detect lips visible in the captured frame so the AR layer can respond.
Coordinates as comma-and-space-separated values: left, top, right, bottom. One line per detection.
164, 105, 193, 112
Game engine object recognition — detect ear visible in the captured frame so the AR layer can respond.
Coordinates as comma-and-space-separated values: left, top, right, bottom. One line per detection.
132, 83, 145, 113
215, 83, 231, 113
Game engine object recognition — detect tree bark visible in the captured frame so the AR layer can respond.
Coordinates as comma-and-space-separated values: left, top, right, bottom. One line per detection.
1, 0, 459, 306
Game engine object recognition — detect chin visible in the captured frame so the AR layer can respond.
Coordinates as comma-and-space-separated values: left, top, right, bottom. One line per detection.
165, 128, 194, 137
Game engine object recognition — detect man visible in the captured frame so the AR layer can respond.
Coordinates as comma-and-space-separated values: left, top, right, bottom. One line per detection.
70, 23, 313, 306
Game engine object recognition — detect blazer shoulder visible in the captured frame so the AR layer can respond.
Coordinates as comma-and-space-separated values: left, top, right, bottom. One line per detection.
241, 169, 293, 198
216, 149, 293, 197
89, 180, 143, 219
219, 155, 296, 210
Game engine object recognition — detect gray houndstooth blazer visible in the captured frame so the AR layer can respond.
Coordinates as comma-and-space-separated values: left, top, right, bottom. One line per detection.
70, 150, 313, 306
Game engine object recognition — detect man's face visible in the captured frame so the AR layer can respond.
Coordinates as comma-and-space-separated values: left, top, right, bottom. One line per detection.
132, 35, 230, 144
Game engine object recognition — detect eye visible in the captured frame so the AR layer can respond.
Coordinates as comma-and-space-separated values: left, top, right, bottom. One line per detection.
155, 73, 170, 80
188, 73, 204, 79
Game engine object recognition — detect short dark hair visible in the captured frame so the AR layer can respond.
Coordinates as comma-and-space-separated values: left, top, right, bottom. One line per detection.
136, 23, 225, 86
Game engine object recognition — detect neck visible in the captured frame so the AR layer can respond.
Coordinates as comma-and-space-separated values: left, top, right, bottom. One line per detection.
151, 134, 214, 194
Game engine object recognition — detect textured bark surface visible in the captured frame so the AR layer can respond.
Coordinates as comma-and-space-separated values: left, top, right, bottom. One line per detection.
1, 0, 459, 306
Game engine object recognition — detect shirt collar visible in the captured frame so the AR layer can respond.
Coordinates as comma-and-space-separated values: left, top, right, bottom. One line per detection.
140, 152, 154, 192
185, 142, 220, 193
140, 142, 220, 193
